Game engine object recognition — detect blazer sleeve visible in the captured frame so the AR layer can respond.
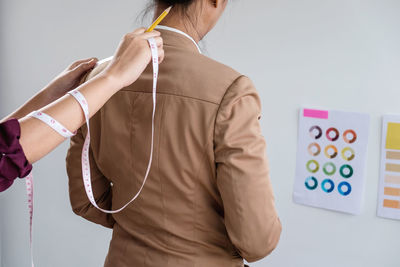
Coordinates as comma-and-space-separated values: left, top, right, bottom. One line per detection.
214, 75, 282, 262
66, 127, 115, 228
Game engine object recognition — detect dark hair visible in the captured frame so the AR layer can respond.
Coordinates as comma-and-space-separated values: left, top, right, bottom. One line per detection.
157, 0, 195, 6
140, 0, 204, 39
155, 0, 198, 12
145, 0, 201, 27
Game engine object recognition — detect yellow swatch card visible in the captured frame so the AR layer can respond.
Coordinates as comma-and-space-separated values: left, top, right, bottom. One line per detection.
385, 122, 400, 150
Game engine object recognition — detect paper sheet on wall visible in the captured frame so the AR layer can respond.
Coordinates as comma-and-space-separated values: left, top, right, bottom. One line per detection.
377, 115, 400, 220
293, 108, 370, 214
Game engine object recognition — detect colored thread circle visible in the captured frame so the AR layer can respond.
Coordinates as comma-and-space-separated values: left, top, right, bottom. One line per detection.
305, 177, 318, 190
326, 128, 339, 141
341, 147, 355, 161
321, 179, 335, 193
338, 181, 352, 196
340, 164, 353, 178
308, 143, 321, 156
323, 162, 336, 176
343, 129, 357, 144
306, 160, 319, 173
309, 126, 323, 140
324, 145, 338, 159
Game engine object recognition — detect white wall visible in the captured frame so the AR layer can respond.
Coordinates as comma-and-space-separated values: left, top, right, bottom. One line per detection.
1, 0, 400, 266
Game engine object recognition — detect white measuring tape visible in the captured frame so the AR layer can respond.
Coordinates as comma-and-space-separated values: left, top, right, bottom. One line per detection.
69, 37, 158, 213
24, 37, 159, 265
27, 111, 76, 138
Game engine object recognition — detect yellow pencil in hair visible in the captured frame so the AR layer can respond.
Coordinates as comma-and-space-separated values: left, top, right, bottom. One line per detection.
146, 6, 173, 32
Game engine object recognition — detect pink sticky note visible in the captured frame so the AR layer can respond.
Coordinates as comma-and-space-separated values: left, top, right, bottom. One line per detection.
303, 109, 329, 119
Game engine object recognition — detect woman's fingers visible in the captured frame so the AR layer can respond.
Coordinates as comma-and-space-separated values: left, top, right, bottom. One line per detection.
40, 57, 98, 101
72, 58, 97, 74
158, 48, 165, 64
154, 36, 164, 63
64, 58, 98, 83
154, 36, 163, 47
69, 57, 97, 70
138, 30, 161, 40
124, 30, 160, 41
132, 27, 146, 34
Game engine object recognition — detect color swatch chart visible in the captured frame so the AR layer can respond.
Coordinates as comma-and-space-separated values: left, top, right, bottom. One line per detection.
377, 115, 400, 220
293, 108, 370, 214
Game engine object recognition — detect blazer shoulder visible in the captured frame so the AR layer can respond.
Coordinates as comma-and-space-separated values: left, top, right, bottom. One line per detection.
165, 49, 244, 104
194, 52, 242, 86
197, 53, 241, 77
195, 54, 257, 105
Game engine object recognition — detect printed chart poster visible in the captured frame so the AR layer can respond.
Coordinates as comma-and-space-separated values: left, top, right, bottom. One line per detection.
377, 115, 400, 220
293, 108, 370, 214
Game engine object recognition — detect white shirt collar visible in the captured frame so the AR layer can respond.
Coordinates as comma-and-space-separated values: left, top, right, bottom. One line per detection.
155, 25, 202, 54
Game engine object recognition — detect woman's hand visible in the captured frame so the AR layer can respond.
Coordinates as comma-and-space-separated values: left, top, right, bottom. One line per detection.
43, 57, 98, 101
1, 58, 98, 122
15, 28, 165, 164
100, 28, 164, 89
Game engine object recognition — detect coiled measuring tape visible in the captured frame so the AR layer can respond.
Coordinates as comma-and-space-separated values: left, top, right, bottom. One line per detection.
25, 37, 159, 265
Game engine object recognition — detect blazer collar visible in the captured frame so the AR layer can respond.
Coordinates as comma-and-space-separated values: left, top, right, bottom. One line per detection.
155, 25, 202, 54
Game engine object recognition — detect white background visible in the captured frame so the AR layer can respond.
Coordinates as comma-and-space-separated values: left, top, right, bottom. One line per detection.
1, 0, 400, 266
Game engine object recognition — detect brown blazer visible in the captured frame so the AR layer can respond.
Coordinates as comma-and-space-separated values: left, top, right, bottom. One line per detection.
66, 28, 281, 267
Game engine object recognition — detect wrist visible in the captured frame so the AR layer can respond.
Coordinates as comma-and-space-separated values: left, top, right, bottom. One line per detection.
93, 73, 122, 93
40, 82, 66, 103
31, 87, 60, 110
